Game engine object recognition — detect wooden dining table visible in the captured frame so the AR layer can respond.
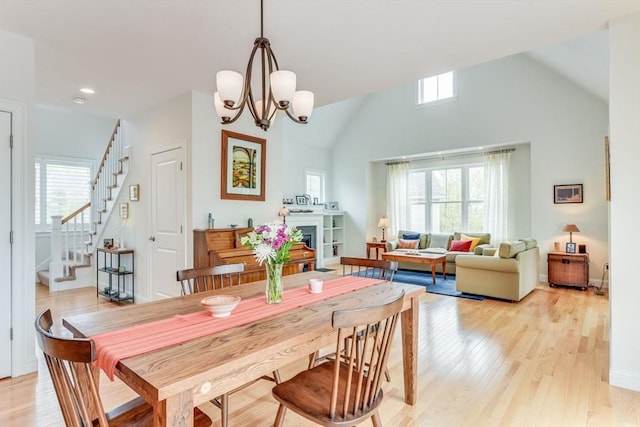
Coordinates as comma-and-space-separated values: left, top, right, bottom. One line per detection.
63, 271, 425, 427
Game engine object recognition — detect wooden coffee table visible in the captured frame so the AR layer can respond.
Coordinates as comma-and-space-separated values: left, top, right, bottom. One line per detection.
382, 251, 447, 284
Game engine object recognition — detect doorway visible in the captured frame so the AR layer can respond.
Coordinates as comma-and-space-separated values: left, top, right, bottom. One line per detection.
1, 110, 12, 378
149, 146, 186, 299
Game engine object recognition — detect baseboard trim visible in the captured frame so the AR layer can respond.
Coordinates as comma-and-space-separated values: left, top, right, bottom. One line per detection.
610, 368, 640, 392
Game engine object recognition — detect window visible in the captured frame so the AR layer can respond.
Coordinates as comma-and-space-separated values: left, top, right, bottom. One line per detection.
305, 169, 325, 203
408, 164, 484, 233
35, 156, 93, 230
417, 71, 455, 105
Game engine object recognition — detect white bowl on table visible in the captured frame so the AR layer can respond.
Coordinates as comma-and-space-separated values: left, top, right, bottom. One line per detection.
201, 295, 241, 318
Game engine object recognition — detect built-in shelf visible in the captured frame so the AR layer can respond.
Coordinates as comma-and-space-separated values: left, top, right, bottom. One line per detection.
322, 212, 345, 265
287, 211, 345, 268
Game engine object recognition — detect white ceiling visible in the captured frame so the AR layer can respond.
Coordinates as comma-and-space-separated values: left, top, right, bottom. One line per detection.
1, 1, 637, 119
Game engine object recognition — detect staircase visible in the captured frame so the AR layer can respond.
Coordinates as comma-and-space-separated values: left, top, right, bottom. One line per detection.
39, 120, 129, 291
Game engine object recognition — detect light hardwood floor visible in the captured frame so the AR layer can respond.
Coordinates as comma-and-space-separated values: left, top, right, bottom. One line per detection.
2, 281, 640, 426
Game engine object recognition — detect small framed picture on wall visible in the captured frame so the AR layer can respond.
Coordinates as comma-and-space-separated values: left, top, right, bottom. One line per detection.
129, 184, 140, 201
119, 202, 129, 218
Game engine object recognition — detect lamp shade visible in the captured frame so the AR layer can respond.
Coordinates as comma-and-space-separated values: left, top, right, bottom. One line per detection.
562, 224, 580, 233
377, 217, 388, 228
216, 70, 243, 106
278, 207, 290, 217
214, 92, 231, 121
563, 223, 580, 243
291, 90, 314, 121
270, 70, 296, 107
255, 99, 277, 120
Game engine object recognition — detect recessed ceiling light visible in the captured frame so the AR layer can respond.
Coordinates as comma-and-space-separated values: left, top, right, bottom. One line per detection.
72, 97, 86, 105
80, 88, 95, 94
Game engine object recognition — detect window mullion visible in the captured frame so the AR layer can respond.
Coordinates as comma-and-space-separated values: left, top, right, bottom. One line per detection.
461, 166, 469, 230
425, 171, 432, 232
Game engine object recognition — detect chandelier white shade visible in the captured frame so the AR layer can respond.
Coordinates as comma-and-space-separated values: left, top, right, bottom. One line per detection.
292, 91, 314, 121
214, 0, 314, 131
216, 71, 243, 106
270, 70, 296, 107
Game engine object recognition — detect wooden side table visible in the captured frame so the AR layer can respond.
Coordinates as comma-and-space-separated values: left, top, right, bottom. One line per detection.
547, 251, 589, 290
366, 241, 386, 259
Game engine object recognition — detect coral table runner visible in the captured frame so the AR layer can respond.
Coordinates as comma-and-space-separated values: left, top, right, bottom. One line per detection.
91, 276, 385, 380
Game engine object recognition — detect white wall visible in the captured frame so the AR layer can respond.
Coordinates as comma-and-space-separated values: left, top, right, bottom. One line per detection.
0, 28, 36, 376
191, 91, 286, 259
280, 97, 371, 203
331, 53, 609, 282
281, 129, 332, 202
118, 92, 193, 301
34, 106, 118, 269
35, 105, 117, 158
120, 90, 289, 300
191, 91, 285, 230
609, 12, 640, 392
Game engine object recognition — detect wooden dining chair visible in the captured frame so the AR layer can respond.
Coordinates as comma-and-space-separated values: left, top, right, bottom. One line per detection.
272, 291, 405, 427
310, 257, 398, 379
340, 257, 398, 281
177, 262, 281, 427
177, 262, 245, 295
34, 309, 212, 427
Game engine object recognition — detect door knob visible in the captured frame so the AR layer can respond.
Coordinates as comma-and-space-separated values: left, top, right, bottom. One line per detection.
149, 236, 156, 241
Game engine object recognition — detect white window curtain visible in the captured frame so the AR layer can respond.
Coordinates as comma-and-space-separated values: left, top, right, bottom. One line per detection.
386, 162, 409, 237
484, 150, 512, 244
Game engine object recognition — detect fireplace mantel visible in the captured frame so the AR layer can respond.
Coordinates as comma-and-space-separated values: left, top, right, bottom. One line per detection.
288, 211, 345, 267
287, 213, 324, 267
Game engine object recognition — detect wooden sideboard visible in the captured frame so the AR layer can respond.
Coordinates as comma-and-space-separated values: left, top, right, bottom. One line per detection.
193, 228, 316, 283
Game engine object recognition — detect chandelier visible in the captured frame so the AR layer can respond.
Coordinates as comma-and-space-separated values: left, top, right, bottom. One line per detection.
214, 0, 314, 131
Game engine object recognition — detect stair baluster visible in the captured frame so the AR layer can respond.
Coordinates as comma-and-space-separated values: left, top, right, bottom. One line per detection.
45, 119, 129, 290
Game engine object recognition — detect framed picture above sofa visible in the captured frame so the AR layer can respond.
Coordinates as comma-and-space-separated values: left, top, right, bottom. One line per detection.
554, 184, 583, 204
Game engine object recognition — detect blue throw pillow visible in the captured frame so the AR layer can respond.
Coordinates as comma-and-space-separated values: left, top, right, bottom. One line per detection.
402, 232, 421, 240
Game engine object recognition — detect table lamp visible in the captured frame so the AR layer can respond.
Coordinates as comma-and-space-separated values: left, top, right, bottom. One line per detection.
562, 223, 580, 253
377, 216, 388, 242
278, 207, 290, 224
562, 223, 580, 242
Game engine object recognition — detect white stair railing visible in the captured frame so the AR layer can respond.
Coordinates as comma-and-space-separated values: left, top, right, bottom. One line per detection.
48, 204, 91, 284
88, 119, 129, 253
49, 216, 64, 283
47, 119, 129, 287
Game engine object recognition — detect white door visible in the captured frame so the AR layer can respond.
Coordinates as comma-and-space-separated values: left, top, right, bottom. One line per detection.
150, 147, 185, 299
0, 111, 12, 378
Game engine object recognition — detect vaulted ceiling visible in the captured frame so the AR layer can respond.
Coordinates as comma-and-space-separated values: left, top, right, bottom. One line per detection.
1, 1, 637, 118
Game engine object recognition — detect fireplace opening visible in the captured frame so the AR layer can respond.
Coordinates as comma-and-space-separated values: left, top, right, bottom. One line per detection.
298, 225, 317, 270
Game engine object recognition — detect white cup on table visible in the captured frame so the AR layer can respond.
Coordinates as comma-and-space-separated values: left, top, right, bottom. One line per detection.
308, 278, 324, 294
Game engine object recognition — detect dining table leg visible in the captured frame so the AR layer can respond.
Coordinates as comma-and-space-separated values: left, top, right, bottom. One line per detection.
400, 292, 419, 405
155, 391, 194, 426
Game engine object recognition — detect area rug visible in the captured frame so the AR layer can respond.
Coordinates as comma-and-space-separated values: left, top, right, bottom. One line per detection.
392, 269, 484, 300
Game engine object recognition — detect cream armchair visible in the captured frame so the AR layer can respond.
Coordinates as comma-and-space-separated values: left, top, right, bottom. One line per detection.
455, 239, 540, 301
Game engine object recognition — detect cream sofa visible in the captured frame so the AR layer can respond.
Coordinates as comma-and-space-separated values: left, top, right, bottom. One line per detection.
385, 230, 491, 275
455, 239, 540, 301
